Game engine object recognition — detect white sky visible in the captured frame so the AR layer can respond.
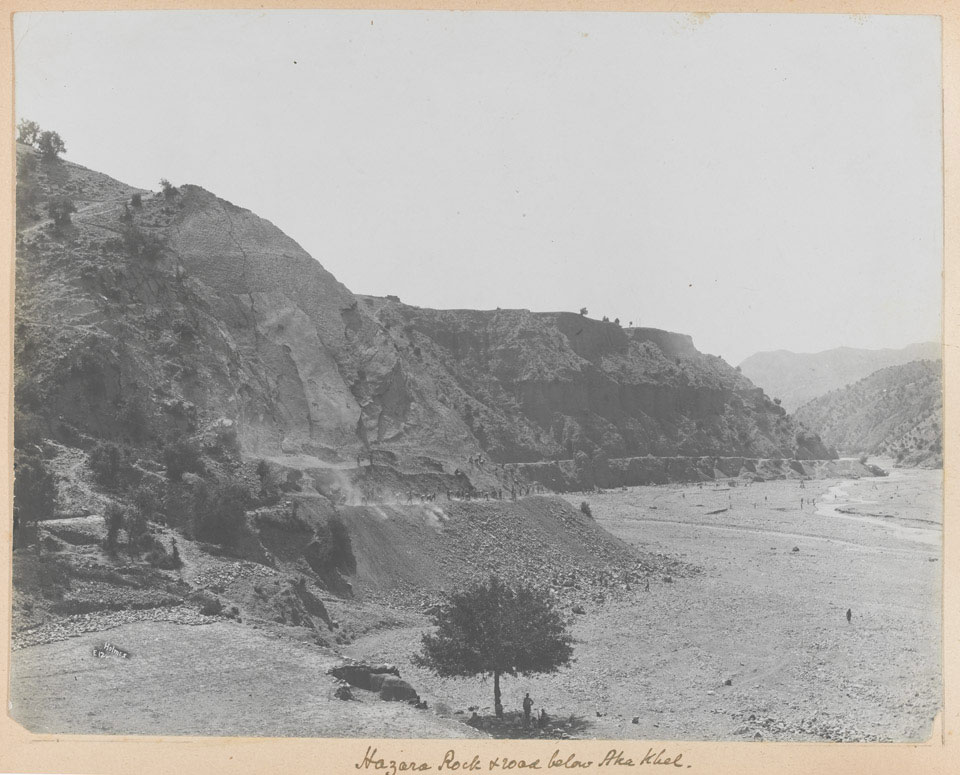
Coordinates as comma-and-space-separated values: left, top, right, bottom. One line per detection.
14, 11, 943, 364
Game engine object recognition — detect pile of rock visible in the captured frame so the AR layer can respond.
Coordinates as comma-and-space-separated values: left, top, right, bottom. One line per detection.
327, 661, 427, 708
193, 560, 278, 590
12, 604, 221, 650
732, 712, 886, 743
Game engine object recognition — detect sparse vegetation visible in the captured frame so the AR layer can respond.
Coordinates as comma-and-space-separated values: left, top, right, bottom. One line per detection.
131, 482, 163, 522
103, 503, 125, 555
89, 442, 126, 489
122, 224, 165, 262
191, 479, 252, 547
211, 423, 240, 460
162, 439, 203, 482
312, 514, 356, 576
47, 196, 76, 229
160, 178, 178, 199
123, 508, 150, 556
280, 469, 303, 493
13, 449, 57, 536
580, 501, 592, 518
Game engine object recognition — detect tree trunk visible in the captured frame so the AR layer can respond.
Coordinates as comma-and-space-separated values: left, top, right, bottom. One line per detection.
494, 670, 503, 718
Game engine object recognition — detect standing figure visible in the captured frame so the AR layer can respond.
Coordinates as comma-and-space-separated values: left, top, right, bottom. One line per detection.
522, 693, 533, 727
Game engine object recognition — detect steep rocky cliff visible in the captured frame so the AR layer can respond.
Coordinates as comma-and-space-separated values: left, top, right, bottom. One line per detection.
15, 144, 831, 481
360, 300, 832, 463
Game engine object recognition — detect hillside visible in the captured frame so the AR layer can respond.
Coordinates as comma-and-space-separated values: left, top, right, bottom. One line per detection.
793, 360, 942, 467
15, 141, 832, 486
11, 139, 901, 741
739, 342, 940, 412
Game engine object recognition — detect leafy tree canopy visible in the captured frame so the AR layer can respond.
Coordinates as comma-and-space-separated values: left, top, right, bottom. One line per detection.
17, 119, 40, 146
37, 130, 66, 161
414, 576, 573, 716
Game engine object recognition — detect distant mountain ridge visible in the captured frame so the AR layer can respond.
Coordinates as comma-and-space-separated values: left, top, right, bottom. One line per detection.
793, 360, 942, 468
738, 342, 940, 412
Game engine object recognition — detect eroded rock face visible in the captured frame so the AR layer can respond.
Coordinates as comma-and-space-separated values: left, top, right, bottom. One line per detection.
353, 301, 834, 463
15, 153, 832, 475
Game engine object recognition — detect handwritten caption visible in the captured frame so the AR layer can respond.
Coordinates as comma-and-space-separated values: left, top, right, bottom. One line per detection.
355, 746, 691, 775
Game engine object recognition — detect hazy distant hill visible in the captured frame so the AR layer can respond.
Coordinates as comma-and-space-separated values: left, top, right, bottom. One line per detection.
739, 342, 940, 411
793, 360, 942, 467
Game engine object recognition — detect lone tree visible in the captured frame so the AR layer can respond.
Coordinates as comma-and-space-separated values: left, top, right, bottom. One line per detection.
36, 130, 66, 161
414, 576, 573, 718
17, 119, 41, 146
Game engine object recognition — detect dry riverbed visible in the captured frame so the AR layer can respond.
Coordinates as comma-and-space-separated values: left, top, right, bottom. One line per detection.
345, 465, 941, 742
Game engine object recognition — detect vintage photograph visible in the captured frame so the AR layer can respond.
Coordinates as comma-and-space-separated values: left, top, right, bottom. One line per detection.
8, 9, 942, 743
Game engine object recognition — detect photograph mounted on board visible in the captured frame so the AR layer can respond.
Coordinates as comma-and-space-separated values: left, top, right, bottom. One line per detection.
8, 9, 943, 743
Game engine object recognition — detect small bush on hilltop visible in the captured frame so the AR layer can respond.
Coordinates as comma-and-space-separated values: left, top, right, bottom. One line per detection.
16, 119, 41, 146
160, 178, 178, 199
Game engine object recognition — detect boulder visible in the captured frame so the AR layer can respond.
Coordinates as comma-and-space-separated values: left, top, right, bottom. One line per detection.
379, 677, 419, 702
328, 662, 401, 690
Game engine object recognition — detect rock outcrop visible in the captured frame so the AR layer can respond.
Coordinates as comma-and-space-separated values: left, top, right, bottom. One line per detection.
15, 143, 832, 493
